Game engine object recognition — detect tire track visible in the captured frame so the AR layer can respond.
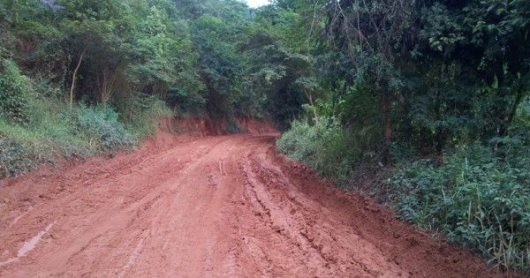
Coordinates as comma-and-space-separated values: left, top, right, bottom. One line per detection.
0, 133, 511, 277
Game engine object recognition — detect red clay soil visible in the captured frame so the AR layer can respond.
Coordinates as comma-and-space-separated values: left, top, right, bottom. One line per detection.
160, 117, 278, 136
0, 131, 516, 277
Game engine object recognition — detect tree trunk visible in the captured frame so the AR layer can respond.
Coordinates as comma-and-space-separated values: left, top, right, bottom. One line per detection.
434, 89, 444, 154
306, 91, 319, 125
98, 67, 120, 108
70, 48, 86, 110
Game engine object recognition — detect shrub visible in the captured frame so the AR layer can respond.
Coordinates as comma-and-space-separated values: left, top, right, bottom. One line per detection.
115, 94, 173, 139
0, 71, 171, 178
0, 59, 29, 126
277, 118, 359, 187
77, 105, 135, 151
0, 128, 35, 178
278, 112, 530, 274
0, 118, 53, 178
390, 142, 530, 274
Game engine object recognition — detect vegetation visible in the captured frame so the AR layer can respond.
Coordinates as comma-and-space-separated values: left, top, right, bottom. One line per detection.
0, 58, 161, 178
0, 0, 318, 177
1, 0, 529, 274
275, 0, 530, 274
391, 142, 530, 272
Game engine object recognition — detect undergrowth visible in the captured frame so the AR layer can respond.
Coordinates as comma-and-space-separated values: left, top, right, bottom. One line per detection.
277, 116, 530, 275
0, 60, 172, 179
391, 142, 530, 274
277, 118, 365, 187
115, 93, 173, 140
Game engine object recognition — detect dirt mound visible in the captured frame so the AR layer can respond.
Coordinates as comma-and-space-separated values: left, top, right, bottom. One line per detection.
0, 134, 515, 277
158, 116, 277, 136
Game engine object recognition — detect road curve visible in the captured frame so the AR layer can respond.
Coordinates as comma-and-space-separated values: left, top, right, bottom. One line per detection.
0, 134, 508, 277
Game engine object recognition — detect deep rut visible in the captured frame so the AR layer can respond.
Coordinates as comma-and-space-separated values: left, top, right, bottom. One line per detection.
0, 134, 510, 277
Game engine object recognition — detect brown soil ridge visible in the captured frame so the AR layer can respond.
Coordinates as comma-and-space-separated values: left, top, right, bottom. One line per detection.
0, 132, 515, 277
159, 116, 277, 136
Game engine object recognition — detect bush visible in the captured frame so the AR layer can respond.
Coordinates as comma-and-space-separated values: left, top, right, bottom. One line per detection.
0, 127, 37, 177
0, 60, 29, 126
0, 71, 170, 178
116, 94, 173, 139
390, 142, 530, 274
277, 118, 359, 187
77, 105, 134, 151
0, 118, 57, 178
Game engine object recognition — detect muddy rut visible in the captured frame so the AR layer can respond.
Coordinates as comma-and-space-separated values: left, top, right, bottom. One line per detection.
0, 134, 510, 277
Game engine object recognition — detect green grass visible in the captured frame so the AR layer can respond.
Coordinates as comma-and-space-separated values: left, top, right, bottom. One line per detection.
0, 62, 172, 178
276, 118, 364, 187
278, 116, 530, 275
390, 142, 530, 274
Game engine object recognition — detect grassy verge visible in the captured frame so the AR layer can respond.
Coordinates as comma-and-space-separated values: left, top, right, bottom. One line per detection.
0, 60, 172, 179
277, 118, 359, 187
391, 143, 530, 273
277, 118, 530, 275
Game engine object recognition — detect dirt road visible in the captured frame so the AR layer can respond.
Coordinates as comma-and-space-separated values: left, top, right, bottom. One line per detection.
0, 133, 508, 277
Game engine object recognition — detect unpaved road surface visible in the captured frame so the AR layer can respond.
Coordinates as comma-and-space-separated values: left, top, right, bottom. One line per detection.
0, 133, 509, 277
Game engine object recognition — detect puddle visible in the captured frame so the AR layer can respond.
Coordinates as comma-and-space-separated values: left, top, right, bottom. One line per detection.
18, 223, 54, 257
0, 222, 54, 267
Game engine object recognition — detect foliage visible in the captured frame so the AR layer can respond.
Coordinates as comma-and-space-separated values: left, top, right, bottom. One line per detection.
0, 59, 29, 126
77, 105, 134, 151
0, 0, 311, 130
0, 120, 44, 178
240, 9, 315, 129
0, 0, 280, 178
1, 0, 530, 273
275, 0, 530, 274
277, 118, 359, 186
0, 75, 168, 178
390, 139, 530, 274
117, 94, 173, 139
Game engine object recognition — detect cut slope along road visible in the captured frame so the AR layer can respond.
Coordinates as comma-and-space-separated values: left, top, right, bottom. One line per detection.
0, 133, 510, 277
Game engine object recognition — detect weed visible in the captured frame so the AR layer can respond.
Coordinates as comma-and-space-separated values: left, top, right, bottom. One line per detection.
390, 143, 530, 274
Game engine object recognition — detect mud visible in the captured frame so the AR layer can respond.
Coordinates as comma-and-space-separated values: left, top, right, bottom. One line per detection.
0, 132, 512, 277
159, 117, 277, 136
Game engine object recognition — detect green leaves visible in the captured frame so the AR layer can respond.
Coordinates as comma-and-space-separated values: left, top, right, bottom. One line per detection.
391, 142, 530, 274
276, 1, 530, 274
0, 60, 29, 126
421, 3, 466, 54
277, 118, 360, 187
77, 104, 134, 151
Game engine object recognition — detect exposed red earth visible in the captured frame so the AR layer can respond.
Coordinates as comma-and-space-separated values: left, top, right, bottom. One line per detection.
0, 124, 515, 277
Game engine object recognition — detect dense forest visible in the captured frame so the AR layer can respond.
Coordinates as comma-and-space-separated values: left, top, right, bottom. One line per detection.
1, 0, 529, 274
